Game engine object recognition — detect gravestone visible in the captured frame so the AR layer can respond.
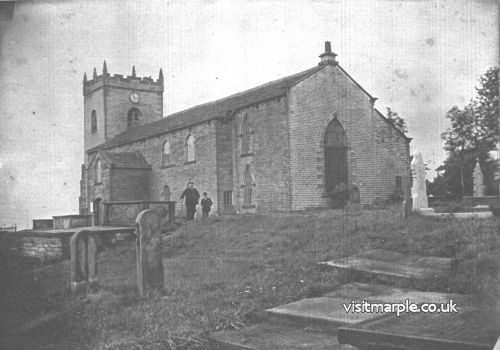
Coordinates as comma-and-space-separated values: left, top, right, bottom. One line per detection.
473, 159, 485, 197
411, 152, 430, 212
135, 209, 164, 296
70, 229, 98, 292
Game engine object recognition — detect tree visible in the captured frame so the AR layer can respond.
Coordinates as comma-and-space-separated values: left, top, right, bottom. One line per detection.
438, 67, 499, 197
385, 107, 408, 134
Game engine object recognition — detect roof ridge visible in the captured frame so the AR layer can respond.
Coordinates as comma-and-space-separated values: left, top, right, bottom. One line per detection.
161, 65, 322, 120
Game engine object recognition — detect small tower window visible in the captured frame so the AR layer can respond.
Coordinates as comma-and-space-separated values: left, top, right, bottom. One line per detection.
95, 158, 102, 184
243, 164, 254, 206
186, 134, 195, 162
91, 110, 97, 133
127, 108, 142, 128
241, 115, 254, 155
162, 140, 171, 166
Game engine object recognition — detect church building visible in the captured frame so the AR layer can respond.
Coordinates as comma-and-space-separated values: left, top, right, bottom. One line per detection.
79, 42, 411, 221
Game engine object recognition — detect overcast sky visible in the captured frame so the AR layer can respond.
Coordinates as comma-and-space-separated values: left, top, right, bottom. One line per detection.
0, 0, 497, 228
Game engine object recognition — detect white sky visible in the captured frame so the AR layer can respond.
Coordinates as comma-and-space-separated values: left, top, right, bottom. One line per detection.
0, 0, 497, 228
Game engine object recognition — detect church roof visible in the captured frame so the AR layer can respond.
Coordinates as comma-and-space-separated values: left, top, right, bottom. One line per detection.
99, 150, 151, 169
374, 109, 412, 142
89, 65, 325, 152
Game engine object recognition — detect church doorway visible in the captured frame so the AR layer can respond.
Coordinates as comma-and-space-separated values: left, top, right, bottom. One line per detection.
324, 119, 348, 193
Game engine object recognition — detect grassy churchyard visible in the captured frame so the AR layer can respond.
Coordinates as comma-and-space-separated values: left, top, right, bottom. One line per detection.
1, 205, 499, 349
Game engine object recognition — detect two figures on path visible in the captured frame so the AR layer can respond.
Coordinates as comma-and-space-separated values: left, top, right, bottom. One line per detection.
180, 181, 213, 220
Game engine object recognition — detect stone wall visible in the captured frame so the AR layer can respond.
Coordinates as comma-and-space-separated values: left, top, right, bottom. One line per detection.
83, 73, 163, 156
107, 120, 218, 216
103, 87, 163, 141
232, 97, 291, 212
110, 167, 151, 201
20, 234, 72, 262
288, 64, 410, 209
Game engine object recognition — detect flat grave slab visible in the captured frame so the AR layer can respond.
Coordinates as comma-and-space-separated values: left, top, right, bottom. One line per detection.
319, 249, 453, 284
209, 322, 345, 350
265, 283, 459, 331
338, 305, 500, 350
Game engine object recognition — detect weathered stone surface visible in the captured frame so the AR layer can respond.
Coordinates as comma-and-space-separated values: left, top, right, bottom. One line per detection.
266, 283, 460, 331
411, 151, 428, 211
338, 305, 499, 350
135, 209, 164, 296
473, 160, 486, 197
210, 322, 345, 350
320, 249, 453, 286
70, 229, 98, 292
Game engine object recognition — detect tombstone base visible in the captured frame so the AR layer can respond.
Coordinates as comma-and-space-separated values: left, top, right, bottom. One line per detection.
415, 208, 435, 214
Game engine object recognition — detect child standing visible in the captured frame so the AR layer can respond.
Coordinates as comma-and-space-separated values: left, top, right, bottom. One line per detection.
200, 192, 213, 218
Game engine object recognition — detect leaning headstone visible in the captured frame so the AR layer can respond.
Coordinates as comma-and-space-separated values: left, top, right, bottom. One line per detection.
473, 159, 485, 197
135, 209, 164, 297
411, 152, 431, 212
70, 229, 98, 292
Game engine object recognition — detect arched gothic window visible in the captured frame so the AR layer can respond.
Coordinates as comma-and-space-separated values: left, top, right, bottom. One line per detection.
186, 134, 195, 162
127, 108, 142, 128
324, 119, 348, 192
162, 184, 171, 201
91, 110, 97, 133
95, 158, 102, 184
162, 140, 170, 166
243, 164, 254, 206
241, 115, 254, 155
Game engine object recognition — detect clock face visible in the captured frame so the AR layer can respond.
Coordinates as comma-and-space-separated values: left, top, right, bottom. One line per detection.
129, 92, 140, 104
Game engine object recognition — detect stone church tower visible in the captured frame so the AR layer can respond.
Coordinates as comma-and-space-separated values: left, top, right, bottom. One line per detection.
82, 62, 164, 156
79, 63, 164, 215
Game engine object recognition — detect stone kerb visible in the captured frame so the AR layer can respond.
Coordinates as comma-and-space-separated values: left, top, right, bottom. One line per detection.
70, 229, 97, 292
135, 209, 165, 297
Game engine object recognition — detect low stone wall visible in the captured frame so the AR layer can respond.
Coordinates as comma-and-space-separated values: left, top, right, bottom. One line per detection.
22, 236, 68, 261
463, 196, 500, 208
53, 214, 93, 229
19, 231, 73, 262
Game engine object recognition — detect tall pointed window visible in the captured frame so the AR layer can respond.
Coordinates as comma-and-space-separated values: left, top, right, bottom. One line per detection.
243, 164, 254, 206
91, 110, 97, 133
95, 159, 102, 184
127, 108, 142, 128
324, 119, 348, 192
241, 115, 254, 155
162, 184, 171, 201
186, 134, 195, 162
162, 140, 171, 166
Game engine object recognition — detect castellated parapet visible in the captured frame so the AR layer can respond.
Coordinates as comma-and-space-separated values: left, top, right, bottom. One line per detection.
83, 63, 164, 96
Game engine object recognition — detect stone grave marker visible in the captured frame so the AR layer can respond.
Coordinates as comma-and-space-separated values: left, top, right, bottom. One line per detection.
70, 229, 98, 292
411, 151, 433, 213
473, 159, 485, 197
135, 209, 164, 296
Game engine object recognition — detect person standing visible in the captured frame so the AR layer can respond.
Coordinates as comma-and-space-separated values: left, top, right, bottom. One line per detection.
200, 192, 213, 218
180, 181, 200, 221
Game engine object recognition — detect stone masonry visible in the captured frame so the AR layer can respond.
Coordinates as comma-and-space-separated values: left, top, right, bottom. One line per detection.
80, 42, 411, 216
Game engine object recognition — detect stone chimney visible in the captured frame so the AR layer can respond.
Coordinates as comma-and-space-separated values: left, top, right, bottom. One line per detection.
319, 41, 337, 65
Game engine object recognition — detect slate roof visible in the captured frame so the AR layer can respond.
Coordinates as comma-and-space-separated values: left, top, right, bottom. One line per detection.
89, 62, 409, 152
99, 150, 151, 169
89, 65, 325, 152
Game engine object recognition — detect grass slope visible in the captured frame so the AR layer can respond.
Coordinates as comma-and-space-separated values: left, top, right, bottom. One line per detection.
1, 206, 499, 349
